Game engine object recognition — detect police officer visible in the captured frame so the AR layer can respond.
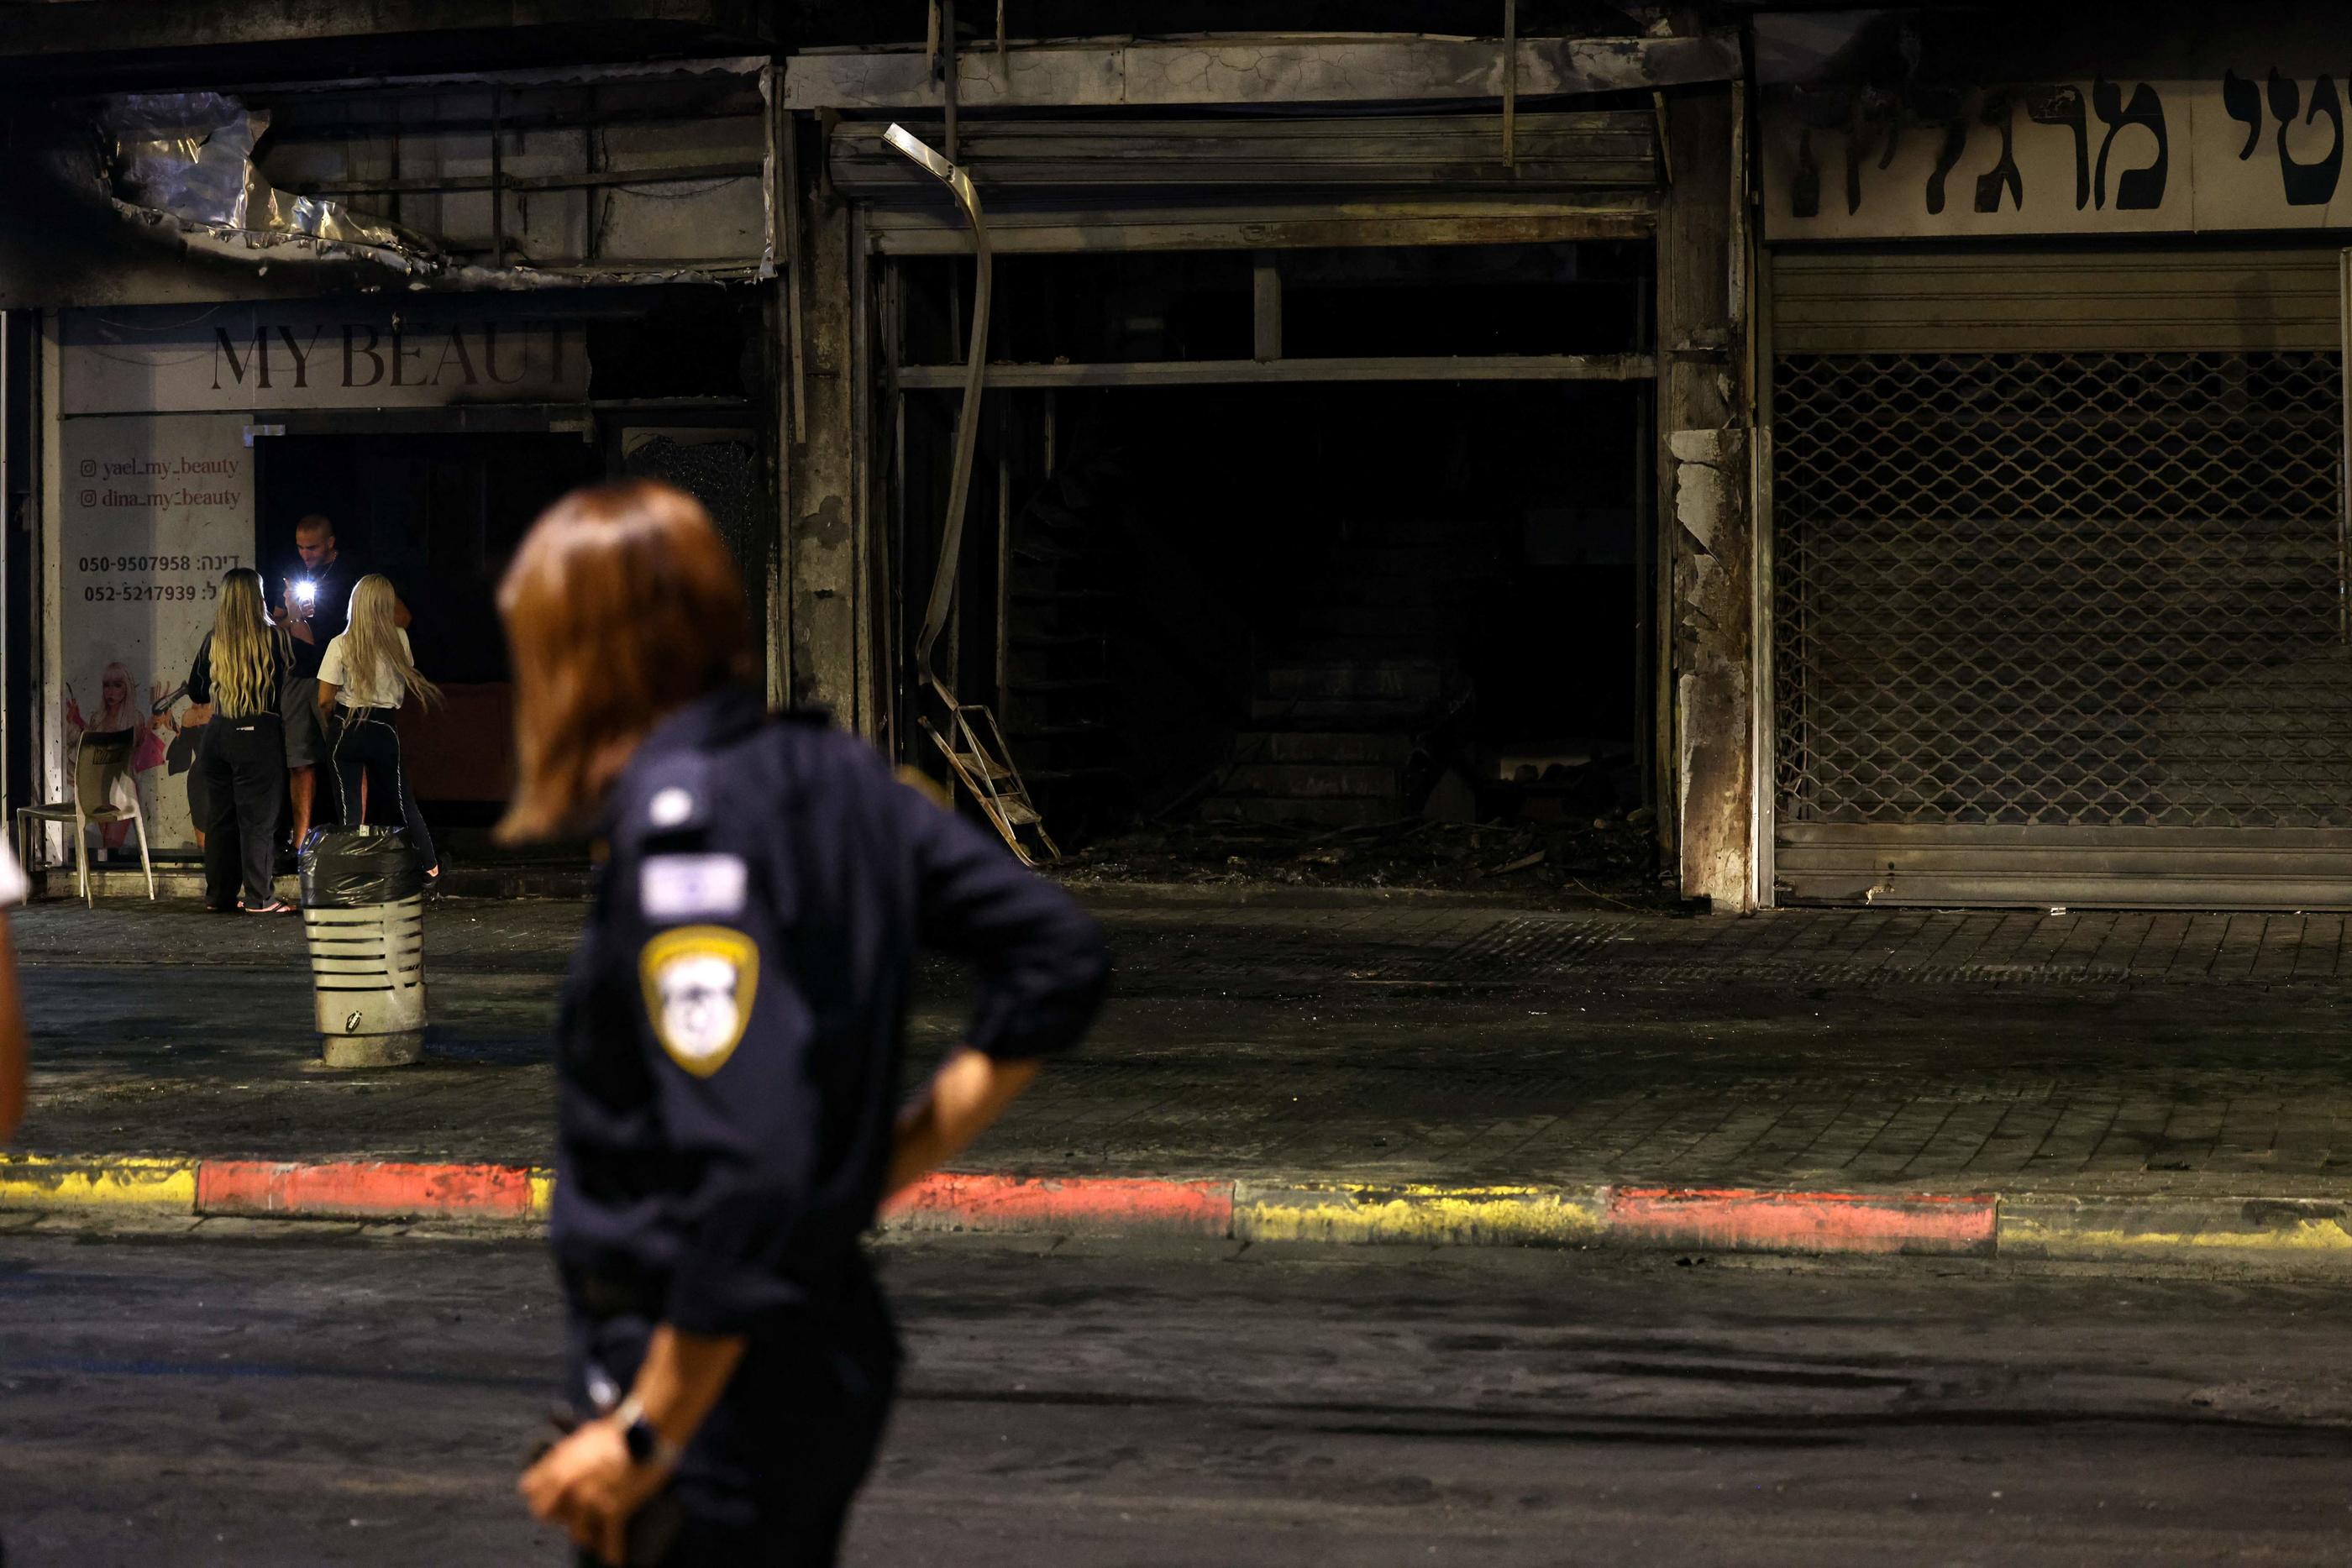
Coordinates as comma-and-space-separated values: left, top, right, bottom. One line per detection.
507, 480, 1109, 1566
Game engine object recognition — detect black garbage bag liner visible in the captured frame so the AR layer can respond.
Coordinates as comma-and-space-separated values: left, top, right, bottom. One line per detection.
300, 826, 426, 907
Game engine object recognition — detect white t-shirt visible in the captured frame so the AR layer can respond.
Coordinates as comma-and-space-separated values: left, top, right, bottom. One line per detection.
317, 628, 417, 711
0, 840, 26, 907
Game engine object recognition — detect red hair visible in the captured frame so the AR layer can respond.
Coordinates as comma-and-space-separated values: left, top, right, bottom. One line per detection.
496, 480, 756, 842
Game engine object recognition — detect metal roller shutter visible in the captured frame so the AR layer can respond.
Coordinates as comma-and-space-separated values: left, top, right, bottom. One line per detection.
1767, 249, 2352, 908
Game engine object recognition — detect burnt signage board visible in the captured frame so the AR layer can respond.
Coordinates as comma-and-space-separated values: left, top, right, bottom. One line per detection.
61, 301, 587, 415
1762, 74, 2352, 241
1756, 8, 2352, 241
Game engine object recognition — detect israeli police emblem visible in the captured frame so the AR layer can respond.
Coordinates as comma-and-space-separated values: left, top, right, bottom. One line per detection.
638, 926, 759, 1076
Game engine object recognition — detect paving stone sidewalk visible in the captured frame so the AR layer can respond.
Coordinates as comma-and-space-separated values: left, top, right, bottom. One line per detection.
12, 890, 2352, 1198
24, 891, 2352, 988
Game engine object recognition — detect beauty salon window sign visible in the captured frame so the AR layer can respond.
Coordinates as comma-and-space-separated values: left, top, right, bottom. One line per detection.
60, 302, 588, 415
53, 413, 249, 852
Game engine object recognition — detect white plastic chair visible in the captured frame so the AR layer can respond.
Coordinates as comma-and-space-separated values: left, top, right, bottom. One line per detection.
14, 727, 157, 906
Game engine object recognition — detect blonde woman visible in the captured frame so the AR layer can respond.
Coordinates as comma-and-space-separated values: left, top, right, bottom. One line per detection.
316, 573, 440, 881
186, 568, 295, 913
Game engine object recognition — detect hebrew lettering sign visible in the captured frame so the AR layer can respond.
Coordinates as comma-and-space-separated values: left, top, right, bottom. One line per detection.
1762, 74, 2352, 240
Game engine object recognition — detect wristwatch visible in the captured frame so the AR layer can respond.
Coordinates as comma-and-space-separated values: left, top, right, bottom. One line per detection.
612, 1395, 684, 1469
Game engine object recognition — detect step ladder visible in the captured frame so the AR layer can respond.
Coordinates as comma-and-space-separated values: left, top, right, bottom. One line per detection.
924, 699, 1062, 866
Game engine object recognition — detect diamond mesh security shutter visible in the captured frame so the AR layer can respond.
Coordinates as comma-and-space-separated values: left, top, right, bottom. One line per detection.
1773, 349, 2352, 831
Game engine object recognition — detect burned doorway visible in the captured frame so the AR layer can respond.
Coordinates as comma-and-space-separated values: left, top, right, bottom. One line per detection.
240, 288, 769, 856
888, 239, 1656, 854
255, 432, 604, 843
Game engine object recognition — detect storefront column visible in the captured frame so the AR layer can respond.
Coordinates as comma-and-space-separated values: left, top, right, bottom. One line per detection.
1657, 85, 1755, 912
786, 131, 865, 732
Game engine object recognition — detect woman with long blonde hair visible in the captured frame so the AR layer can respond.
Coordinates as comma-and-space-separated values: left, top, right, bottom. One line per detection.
186, 567, 295, 912
316, 573, 441, 880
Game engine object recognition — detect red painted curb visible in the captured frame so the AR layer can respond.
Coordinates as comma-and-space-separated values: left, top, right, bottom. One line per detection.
197, 1159, 539, 1221
142, 1160, 2003, 1256
884, 1172, 1235, 1235
1608, 1187, 1998, 1256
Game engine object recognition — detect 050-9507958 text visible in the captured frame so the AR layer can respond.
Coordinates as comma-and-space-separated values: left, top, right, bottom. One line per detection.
75, 555, 240, 574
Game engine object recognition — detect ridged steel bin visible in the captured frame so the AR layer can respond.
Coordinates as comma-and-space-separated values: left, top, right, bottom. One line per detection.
298, 826, 428, 1068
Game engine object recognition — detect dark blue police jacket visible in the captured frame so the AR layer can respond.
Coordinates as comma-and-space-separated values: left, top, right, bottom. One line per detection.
551, 685, 1110, 1336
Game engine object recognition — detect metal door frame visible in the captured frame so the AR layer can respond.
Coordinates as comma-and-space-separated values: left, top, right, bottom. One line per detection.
862, 210, 1665, 785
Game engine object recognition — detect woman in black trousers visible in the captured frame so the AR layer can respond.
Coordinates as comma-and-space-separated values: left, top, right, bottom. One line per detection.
315, 573, 441, 880
186, 568, 295, 914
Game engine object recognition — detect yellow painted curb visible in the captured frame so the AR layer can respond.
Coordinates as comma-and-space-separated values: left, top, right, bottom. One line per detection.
526, 1169, 557, 1221
1234, 1181, 1608, 1246
2001, 1197, 2352, 1260
0, 1156, 197, 1214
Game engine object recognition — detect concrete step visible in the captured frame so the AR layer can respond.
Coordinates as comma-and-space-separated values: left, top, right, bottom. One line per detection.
1196, 795, 1399, 828
1293, 605, 1459, 641
46, 860, 595, 902
1233, 730, 1415, 765
1261, 660, 1449, 702
1296, 575, 1469, 609
1282, 636, 1456, 663
1221, 762, 1401, 800
1249, 696, 1441, 726
1011, 631, 1109, 650
1322, 544, 1492, 578
1336, 522, 1477, 545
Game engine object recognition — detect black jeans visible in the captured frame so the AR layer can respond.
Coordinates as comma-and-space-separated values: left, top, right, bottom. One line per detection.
564, 1275, 899, 1567
197, 715, 285, 908
329, 712, 436, 871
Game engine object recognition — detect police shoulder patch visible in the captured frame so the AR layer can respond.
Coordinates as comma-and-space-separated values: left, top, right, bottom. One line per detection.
638, 925, 759, 1077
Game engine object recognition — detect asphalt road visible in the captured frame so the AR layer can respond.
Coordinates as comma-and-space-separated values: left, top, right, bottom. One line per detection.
3, 1227, 2349, 1566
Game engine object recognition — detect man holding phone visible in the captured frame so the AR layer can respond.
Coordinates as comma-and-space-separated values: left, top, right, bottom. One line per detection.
278, 514, 407, 853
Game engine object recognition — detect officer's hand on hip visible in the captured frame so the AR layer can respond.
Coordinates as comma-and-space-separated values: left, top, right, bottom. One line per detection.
518, 1415, 673, 1566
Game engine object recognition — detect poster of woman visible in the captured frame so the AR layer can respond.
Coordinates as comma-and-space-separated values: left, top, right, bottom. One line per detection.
62, 660, 176, 855
54, 411, 253, 858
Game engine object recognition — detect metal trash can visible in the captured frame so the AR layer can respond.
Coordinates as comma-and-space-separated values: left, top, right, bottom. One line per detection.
298, 826, 428, 1068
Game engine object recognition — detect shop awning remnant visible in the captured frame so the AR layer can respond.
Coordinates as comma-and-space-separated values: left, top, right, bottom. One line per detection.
103, 92, 440, 275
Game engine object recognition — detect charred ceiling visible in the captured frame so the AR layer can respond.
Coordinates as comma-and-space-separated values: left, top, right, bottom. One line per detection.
0, 1, 1726, 88
780, 3, 1683, 50
0, 2, 774, 91
0, 59, 776, 306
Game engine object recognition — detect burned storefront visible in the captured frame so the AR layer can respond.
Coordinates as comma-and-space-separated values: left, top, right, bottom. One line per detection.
0, 24, 782, 881
780, 22, 1752, 900
0, 4, 1762, 910
1759, 8, 2352, 908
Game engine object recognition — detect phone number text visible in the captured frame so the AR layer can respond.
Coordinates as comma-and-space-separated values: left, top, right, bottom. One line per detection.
82, 583, 213, 603
75, 554, 241, 574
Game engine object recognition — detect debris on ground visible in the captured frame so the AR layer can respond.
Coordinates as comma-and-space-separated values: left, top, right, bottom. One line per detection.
1057, 811, 1670, 907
